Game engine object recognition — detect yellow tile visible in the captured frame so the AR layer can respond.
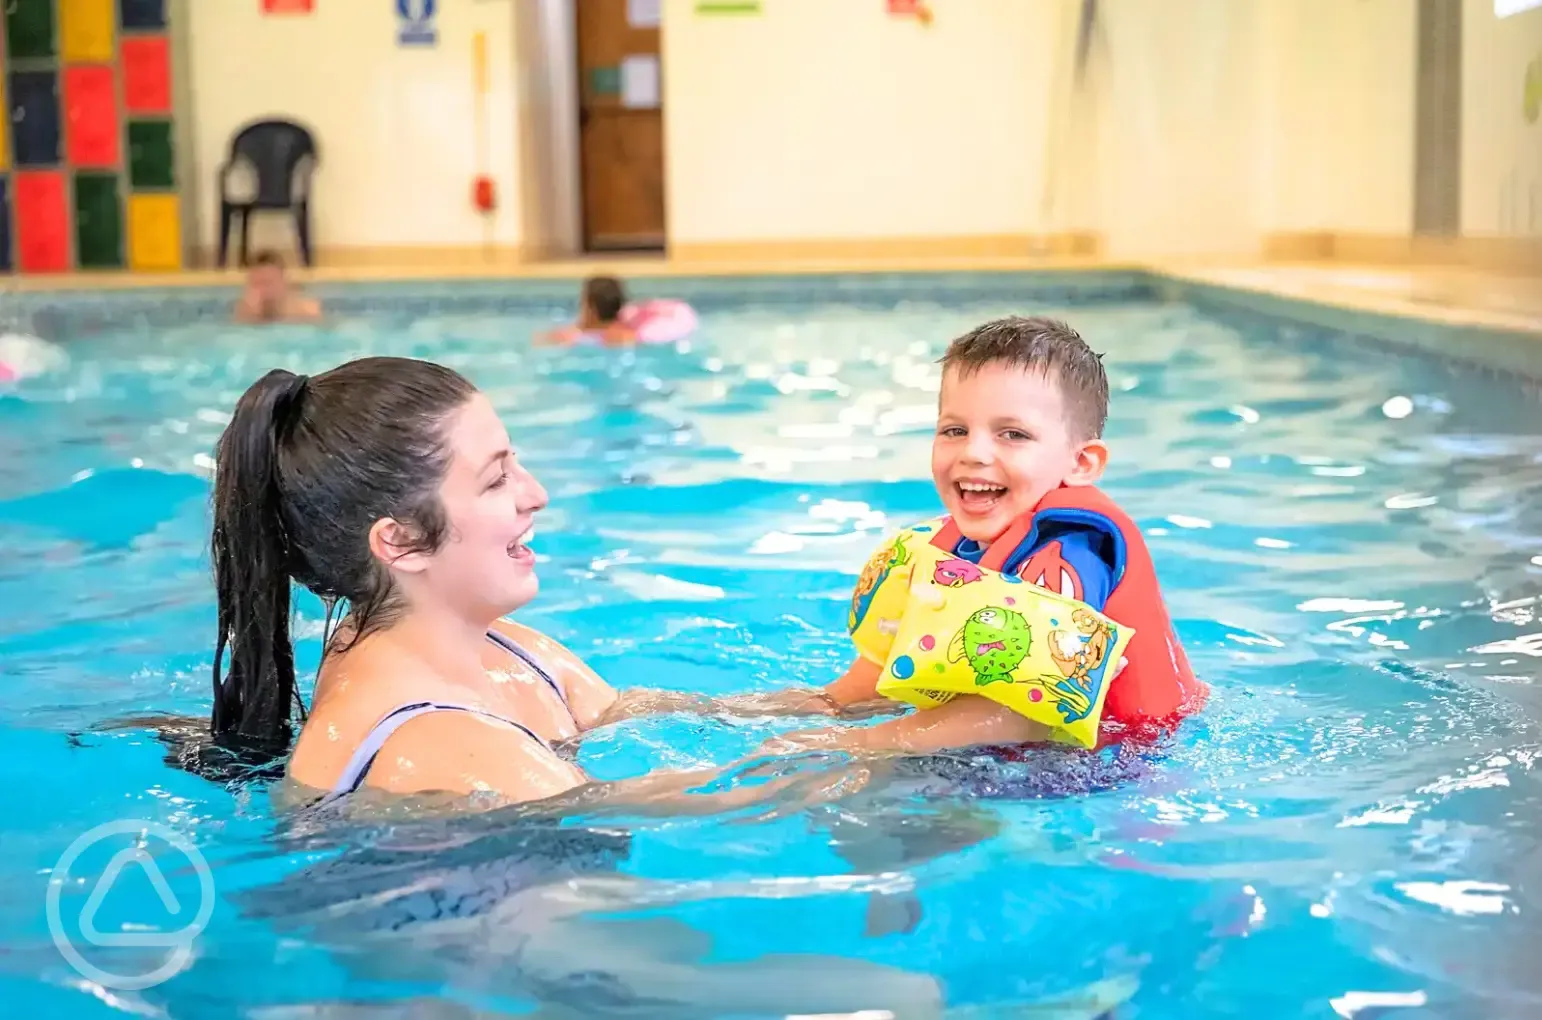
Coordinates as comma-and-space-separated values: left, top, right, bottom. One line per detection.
128, 194, 183, 271
0, 88, 9, 172
60, 0, 117, 64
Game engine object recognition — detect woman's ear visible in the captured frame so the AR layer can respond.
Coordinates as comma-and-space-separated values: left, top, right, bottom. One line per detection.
1065, 439, 1109, 486
368, 518, 432, 574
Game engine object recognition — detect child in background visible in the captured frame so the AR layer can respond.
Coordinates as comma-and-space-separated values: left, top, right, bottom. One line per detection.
540, 276, 638, 346
232, 251, 323, 324
768, 315, 1206, 754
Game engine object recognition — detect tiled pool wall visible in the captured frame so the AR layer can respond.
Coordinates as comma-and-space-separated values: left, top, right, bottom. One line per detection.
4, 268, 1539, 381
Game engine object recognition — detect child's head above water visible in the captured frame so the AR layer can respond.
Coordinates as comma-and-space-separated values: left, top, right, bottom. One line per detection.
579, 275, 628, 327
933, 315, 1110, 544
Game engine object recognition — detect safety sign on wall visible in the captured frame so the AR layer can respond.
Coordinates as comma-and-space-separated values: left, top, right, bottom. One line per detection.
396, 0, 437, 46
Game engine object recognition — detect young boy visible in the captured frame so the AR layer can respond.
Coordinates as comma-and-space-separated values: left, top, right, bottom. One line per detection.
770, 315, 1204, 754
232, 251, 323, 324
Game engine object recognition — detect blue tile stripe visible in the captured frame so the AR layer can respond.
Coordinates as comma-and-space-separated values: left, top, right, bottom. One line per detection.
5, 269, 1156, 338
5, 268, 1537, 381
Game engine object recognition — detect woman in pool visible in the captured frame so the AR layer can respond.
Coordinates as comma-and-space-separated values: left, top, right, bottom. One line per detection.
209, 356, 983, 1017
212, 355, 852, 805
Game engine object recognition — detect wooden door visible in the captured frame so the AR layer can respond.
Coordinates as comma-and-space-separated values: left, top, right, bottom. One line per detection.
576, 0, 666, 251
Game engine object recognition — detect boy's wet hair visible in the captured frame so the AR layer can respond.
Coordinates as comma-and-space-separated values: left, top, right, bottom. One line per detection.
582, 275, 627, 324
251, 250, 284, 269
938, 316, 1109, 440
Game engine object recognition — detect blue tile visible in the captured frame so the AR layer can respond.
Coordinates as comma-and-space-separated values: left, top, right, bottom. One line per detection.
118, 0, 167, 31
9, 70, 61, 168
0, 176, 11, 273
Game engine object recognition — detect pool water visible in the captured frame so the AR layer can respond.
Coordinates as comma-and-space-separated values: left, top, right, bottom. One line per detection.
2, 281, 1540, 1018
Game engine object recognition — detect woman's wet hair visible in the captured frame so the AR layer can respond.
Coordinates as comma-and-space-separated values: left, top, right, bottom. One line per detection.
210, 356, 477, 754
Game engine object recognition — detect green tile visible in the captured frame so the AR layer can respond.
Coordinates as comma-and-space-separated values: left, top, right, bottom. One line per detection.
5, 0, 56, 60
127, 121, 175, 189
74, 172, 123, 269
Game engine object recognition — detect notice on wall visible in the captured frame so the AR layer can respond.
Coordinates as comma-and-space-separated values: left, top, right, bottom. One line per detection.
621, 54, 660, 109
262, 0, 314, 12
396, 0, 437, 46
627, 0, 661, 28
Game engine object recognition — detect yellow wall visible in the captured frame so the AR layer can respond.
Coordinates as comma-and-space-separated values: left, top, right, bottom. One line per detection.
662, 0, 1057, 248
174, 0, 1522, 262
661, 0, 1420, 259
182, 1, 522, 261
1462, 0, 1542, 236
1259, 0, 1416, 236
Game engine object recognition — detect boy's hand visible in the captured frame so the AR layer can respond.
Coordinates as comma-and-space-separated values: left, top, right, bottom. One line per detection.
821, 655, 884, 709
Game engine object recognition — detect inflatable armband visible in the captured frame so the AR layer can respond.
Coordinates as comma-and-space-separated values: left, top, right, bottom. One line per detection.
851, 521, 1134, 749
848, 519, 942, 666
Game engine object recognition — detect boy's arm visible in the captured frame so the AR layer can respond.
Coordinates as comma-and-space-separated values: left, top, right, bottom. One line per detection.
763, 657, 1128, 756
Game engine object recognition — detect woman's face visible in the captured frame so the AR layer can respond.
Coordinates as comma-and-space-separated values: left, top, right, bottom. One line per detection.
407, 393, 547, 620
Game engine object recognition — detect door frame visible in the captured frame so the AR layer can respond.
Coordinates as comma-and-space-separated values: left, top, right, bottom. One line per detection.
569, 0, 668, 253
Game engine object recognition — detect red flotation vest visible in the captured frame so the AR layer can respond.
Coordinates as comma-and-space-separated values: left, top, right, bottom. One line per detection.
927, 485, 1206, 739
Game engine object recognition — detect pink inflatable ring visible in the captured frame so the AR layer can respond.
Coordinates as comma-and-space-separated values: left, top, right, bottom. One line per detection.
618, 299, 698, 344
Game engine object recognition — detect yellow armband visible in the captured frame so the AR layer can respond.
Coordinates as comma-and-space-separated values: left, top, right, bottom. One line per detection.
847, 520, 943, 665
869, 536, 1135, 749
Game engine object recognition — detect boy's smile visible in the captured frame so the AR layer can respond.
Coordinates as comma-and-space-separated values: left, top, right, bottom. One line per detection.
932, 364, 1106, 544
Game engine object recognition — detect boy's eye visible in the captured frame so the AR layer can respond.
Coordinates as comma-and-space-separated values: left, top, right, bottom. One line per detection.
1002, 429, 1032, 441
939, 426, 966, 438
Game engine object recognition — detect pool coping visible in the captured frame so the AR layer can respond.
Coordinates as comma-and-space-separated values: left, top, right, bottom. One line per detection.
5, 263, 1539, 380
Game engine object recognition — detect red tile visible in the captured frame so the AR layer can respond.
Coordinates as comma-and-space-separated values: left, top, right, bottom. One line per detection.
121, 36, 172, 114
15, 171, 71, 273
63, 65, 120, 168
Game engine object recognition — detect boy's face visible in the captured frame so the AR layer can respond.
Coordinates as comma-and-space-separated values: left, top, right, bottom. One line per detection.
247, 264, 287, 303
931, 363, 1107, 544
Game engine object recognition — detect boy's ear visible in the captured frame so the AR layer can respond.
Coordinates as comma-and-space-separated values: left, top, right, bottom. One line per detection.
1065, 439, 1108, 486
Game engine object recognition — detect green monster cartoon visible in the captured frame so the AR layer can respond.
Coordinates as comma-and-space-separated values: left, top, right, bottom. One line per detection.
946, 606, 1032, 686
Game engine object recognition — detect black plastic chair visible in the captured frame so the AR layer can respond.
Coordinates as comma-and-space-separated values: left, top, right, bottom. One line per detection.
216, 119, 318, 268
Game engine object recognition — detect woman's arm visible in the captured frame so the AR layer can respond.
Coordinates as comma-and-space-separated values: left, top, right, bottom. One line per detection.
759, 694, 1053, 757
372, 709, 867, 817
495, 619, 900, 730
595, 654, 905, 724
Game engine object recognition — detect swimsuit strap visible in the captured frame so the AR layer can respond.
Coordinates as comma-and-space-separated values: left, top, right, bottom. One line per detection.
326, 701, 547, 800
484, 628, 570, 708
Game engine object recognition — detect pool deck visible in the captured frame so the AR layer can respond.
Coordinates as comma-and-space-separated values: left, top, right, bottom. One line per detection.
4, 255, 1539, 338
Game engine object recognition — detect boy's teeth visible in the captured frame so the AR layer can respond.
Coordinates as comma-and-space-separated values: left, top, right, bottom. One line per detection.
959, 483, 1004, 492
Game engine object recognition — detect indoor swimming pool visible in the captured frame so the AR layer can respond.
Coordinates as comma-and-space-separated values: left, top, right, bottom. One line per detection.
1, 271, 1539, 1017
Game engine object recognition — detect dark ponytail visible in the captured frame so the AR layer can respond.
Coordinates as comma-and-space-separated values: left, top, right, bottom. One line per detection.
211, 369, 310, 751
209, 357, 478, 754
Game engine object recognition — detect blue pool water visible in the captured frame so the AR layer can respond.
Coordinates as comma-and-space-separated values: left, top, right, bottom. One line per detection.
1, 276, 1540, 1017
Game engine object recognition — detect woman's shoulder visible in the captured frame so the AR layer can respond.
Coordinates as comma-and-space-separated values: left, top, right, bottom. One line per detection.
288, 640, 436, 789
489, 617, 574, 665
488, 618, 619, 728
